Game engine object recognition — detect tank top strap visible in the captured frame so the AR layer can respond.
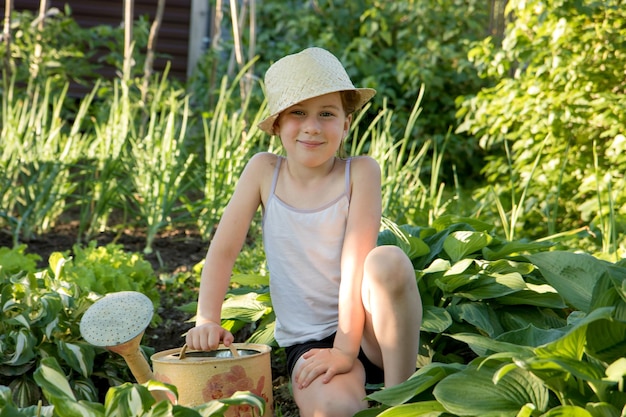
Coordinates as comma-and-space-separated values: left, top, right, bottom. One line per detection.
344, 158, 351, 199
269, 156, 283, 197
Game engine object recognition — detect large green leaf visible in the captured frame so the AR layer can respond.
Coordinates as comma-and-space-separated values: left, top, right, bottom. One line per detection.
479, 259, 535, 275
33, 357, 76, 401
438, 270, 527, 301
448, 302, 503, 337
605, 357, 626, 386
585, 319, 626, 364
540, 405, 593, 416
482, 240, 553, 260
377, 401, 447, 416
582, 402, 622, 417
221, 293, 271, 323
431, 216, 493, 233
378, 220, 431, 259
0, 385, 28, 417
497, 285, 566, 309
464, 272, 527, 300
367, 362, 464, 406
413, 224, 472, 269
421, 305, 453, 333
496, 325, 568, 348
498, 307, 566, 332
450, 333, 533, 356
230, 274, 269, 287
33, 358, 104, 417
526, 251, 604, 312
536, 307, 614, 360
509, 354, 606, 384
104, 383, 154, 416
605, 263, 626, 305
433, 361, 549, 416
246, 316, 276, 345
56, 341, 95, 378
443, 231, 492, 263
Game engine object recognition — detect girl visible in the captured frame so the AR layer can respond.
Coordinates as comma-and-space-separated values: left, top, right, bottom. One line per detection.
186, 47, 422, 417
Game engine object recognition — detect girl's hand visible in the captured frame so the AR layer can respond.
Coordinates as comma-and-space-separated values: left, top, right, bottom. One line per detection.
295, 347, 354, 389
185, 322, 234, 351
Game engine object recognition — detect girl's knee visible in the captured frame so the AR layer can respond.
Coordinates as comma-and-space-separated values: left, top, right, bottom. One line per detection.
294, 376, 368, 417
364, 246, 415, 290
298, 397, 366, 417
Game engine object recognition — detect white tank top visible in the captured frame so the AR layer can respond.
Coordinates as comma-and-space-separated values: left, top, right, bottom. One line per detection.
263, 156, 351, 347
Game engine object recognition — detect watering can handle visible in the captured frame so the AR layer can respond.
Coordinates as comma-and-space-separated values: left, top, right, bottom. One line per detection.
177, 343, 240, 360
178, 344, 188, 360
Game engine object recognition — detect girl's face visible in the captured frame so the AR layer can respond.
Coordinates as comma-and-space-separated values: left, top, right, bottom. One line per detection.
276, 92, 351, 166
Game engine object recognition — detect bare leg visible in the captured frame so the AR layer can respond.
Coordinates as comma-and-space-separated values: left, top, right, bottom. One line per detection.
292, 355, 368, 417
361, 245, 422, 386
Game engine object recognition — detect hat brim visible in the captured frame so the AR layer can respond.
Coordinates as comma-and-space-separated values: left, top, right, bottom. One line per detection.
257, 88, 376, 136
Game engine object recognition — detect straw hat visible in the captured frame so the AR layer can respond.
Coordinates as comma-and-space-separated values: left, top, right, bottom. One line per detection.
258, 47, 376, 135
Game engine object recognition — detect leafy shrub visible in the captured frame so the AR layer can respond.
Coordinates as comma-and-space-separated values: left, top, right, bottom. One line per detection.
456, 0, 626, 248
4, 8, 107, 88
3, 7, 152, 89
191, 0, 490, 181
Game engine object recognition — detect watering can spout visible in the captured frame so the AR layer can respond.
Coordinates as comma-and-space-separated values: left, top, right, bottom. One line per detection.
106, 331, 153, 383
79, 291, 170, 403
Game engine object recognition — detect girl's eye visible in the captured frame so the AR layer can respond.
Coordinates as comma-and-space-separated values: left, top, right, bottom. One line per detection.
290, 110, 305, 116
320, 111, 335, 117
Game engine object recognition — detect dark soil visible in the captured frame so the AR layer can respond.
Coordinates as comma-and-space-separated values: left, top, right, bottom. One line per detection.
0, 223, 299, 416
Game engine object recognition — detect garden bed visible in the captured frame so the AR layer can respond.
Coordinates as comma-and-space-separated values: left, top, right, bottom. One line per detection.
0, 224, 299, 416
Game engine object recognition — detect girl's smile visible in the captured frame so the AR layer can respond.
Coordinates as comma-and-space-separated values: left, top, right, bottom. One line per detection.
276, 92, 351, 166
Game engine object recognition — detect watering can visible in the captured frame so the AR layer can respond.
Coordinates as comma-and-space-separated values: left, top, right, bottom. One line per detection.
79, 291, 273, 416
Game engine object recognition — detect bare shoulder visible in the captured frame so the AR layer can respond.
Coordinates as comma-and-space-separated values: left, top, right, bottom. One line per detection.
244, 152, 280, 177
242, 152, 281, 204
349, 155, 381, 180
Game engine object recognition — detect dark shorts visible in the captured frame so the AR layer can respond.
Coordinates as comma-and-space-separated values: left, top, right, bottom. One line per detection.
285, 333, 384, 385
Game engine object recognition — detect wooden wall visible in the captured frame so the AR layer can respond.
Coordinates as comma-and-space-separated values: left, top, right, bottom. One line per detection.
14, 0, 194, 81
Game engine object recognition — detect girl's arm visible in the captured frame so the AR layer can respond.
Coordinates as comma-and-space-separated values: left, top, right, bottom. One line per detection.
334, 156, 382, 358
185, 153, 271, 351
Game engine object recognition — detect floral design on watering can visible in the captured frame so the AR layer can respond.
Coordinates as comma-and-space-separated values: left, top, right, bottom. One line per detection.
203, 364, 268, 416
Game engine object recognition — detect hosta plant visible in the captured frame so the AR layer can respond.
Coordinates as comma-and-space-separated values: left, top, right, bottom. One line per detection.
0, 244, 157, 408
0, 247, 101, 408
357, 217, 626, 416
0, 245, 268, 416
0, 357, 265, 417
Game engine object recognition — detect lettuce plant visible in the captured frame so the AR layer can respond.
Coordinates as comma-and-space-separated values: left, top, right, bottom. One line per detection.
53, 242, 160, 310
